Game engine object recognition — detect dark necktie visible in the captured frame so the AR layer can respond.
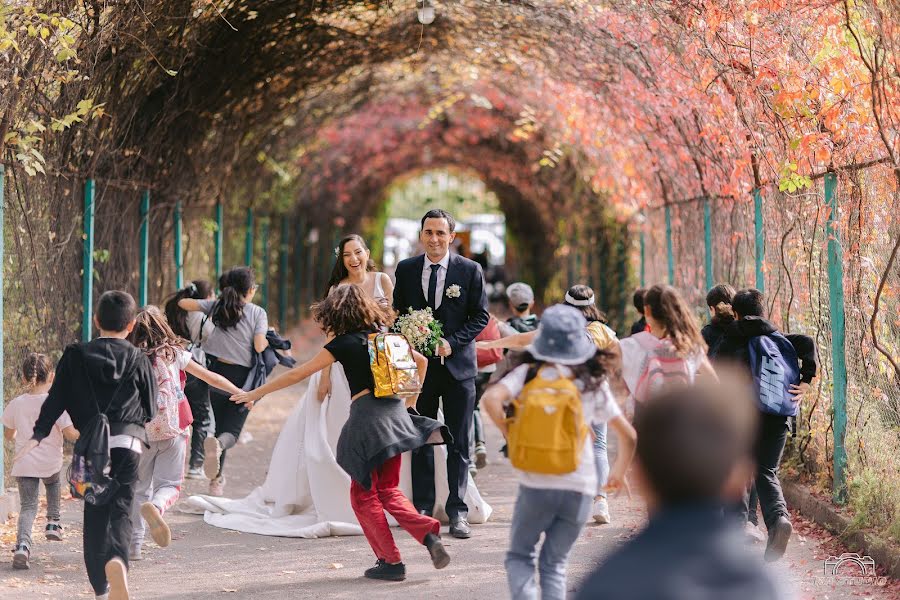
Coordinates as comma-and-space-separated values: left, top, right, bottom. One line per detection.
428, 264, 440, 308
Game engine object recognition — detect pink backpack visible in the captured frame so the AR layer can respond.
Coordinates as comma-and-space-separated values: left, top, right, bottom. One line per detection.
631, 332, 694, 403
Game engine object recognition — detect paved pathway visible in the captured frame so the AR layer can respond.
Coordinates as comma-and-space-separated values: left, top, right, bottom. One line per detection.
1, 325, 898, 599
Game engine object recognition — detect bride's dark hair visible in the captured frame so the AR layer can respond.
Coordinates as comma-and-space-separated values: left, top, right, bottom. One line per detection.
325, 234, 377, 298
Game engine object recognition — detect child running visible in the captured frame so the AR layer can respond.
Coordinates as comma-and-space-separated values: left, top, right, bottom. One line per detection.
563, 284, 620, 525
22, 290, 157, 600
126, 306, 244, 560
576, 378, 787, 600
618, 284, 716, 419
481, 304, 637, 600
164, 279, 216, 478
4, 353, 79, 569
178, 266, 269, 496
231, 283, 452, 582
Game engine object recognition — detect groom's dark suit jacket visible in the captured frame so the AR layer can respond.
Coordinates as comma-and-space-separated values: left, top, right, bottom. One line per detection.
393, 253, 490, 381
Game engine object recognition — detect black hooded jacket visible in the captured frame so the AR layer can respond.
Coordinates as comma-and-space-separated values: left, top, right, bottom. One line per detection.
32, 338, 157, 445
713, 317, 817, 384
701, 315, 735, 357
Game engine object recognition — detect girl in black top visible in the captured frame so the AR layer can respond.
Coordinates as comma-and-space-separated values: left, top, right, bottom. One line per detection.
232, 284, 452, 582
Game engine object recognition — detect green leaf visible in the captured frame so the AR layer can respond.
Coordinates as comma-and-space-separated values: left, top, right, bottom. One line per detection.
76, 98, 94, 115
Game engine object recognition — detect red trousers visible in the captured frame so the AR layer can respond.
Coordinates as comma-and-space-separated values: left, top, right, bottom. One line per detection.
350, 454, 440, 564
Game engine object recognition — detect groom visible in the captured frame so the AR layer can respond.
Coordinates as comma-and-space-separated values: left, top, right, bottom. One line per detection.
393, 209, 489, 538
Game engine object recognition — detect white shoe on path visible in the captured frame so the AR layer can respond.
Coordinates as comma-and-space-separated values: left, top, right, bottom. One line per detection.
592, 497, 611, 524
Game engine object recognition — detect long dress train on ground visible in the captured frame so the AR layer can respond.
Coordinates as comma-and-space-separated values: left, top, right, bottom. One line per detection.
186, 363, 492, 538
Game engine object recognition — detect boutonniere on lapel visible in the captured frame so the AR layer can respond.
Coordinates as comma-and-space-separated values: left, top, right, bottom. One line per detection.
446, 284, 462, 299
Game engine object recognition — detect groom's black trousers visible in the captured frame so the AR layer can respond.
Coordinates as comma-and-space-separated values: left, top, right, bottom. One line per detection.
411, 360, 475, 520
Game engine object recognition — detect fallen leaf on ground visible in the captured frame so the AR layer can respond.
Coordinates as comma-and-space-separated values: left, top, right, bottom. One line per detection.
329, 563, 344, 569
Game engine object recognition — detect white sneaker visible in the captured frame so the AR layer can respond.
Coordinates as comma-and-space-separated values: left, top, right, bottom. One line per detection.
745, 521, 767, 543
474, 444, 488, 469
203, 437, 222, 480
185, 466, 204, 480
593, 497, 611, 524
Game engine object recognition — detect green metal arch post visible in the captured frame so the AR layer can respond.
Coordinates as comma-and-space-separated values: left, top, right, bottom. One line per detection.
294, 215, 306, 321
82, 179, 95, 342
244, 208, 254, 267
639, 226, 645, 288
174, 201, 183, 289
754, 188, 765, 293
825, 172, 847, 502
665, 204, 674, 285
261, 218, 270, 310
214, 202, 223, 281
139, 191, 150, 306
278, 217, 289, 329
704, 197, 713, 291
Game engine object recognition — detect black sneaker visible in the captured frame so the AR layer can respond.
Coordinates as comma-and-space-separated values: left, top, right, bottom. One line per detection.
424, 534, 450, 569
364, 559, 406, 581
12, 543, 30, 570
764, 516, 792, 562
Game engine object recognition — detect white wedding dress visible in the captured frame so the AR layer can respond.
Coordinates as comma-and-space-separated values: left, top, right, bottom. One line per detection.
186, 275, 492, 538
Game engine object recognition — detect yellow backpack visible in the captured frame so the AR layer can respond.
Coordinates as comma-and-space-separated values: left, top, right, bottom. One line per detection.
507, 367, 587, 474
586, 320, 617, 350
368, 332, 422, 398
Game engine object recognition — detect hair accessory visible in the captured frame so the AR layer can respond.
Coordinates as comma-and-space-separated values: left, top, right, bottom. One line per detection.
334, 246, 340, 257
187, 282, 197, 294
564, 291, 595, 307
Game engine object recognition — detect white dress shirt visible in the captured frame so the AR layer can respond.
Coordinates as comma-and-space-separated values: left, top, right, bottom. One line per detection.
422, 252, 451, 309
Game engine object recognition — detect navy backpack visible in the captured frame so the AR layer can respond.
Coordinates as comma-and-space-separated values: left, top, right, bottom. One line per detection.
748, 332, 801, 416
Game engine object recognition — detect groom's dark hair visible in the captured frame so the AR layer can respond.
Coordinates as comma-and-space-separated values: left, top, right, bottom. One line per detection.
421, 209, 456, 233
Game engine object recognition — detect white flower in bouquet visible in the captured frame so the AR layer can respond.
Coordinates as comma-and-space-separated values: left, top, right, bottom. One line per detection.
393, 307, 444, 357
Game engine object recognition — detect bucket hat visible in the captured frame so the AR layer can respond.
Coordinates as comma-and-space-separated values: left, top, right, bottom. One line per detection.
526, 304, 597, 365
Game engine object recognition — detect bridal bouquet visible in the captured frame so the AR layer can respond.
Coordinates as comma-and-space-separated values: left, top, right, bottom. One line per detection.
393, 307, 444, 358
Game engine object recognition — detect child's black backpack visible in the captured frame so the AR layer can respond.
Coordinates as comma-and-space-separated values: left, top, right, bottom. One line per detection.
67, 349, 136, 505
507, 315, 540, 334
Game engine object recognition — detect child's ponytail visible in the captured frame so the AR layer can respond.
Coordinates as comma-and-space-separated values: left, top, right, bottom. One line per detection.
164, 279, 214, 340
212, 267, 255, 329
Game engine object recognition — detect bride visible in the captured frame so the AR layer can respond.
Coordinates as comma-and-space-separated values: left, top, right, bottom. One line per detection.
187, 234, 492, 537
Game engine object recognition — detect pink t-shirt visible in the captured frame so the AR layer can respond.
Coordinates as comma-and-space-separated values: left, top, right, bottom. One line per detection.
3, 393, 73, 478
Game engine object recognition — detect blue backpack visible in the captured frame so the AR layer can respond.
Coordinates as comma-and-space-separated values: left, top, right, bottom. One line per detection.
748, 333, 801, 416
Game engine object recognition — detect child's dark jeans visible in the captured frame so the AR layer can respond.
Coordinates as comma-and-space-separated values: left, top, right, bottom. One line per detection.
84, 448, 139, 595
